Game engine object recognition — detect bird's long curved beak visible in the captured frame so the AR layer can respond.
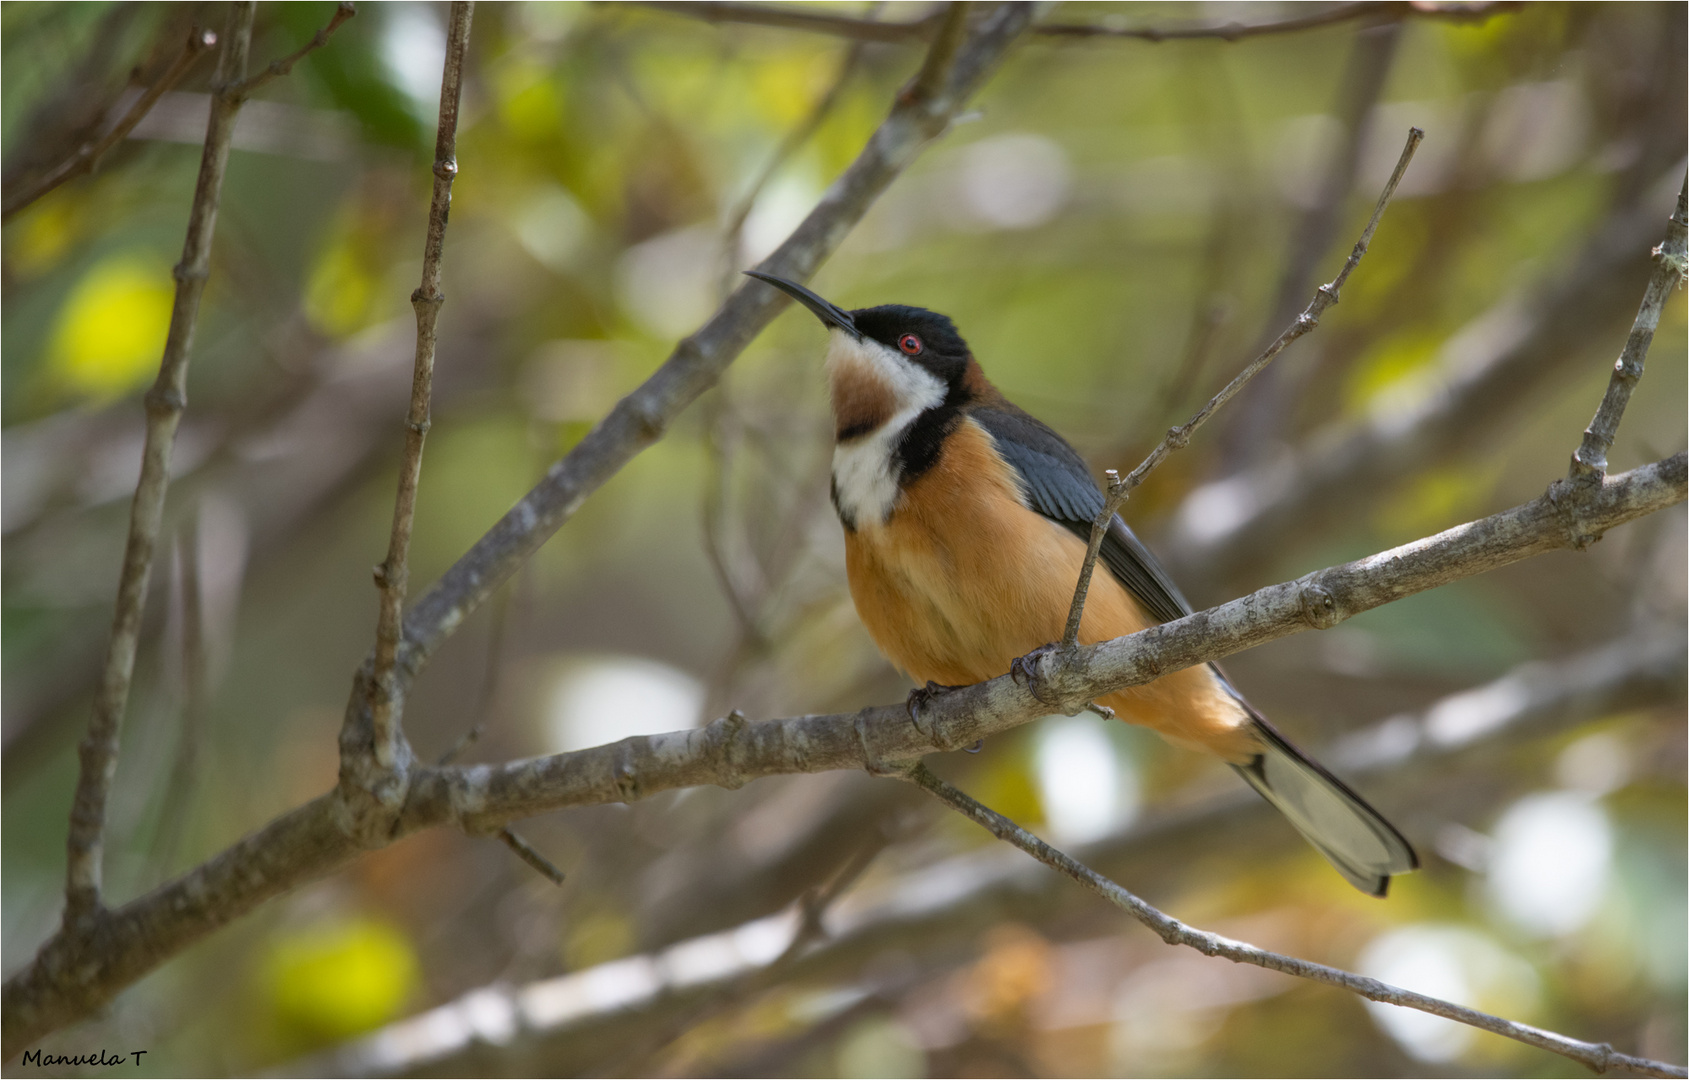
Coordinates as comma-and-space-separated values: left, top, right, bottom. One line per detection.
744, 271, 860, 340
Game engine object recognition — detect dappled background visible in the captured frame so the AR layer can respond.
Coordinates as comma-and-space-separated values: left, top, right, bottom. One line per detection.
3, 2, 1685, 1076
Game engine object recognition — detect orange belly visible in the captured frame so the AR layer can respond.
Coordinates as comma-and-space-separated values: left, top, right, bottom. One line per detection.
843, 418, 1257, 762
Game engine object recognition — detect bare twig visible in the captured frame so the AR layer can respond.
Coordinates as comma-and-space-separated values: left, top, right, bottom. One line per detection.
719, 10, 875, 294
637, 1, 1518, 45
498, 827, 565, 886
436, 580, 514, 766
365, 2, 474, 772
5, 448, 1679, 1053
608, 833, 887, 1077
1166, 187, 1680, 585
1219, 19, 1401, 464
902, 762, 1683, 1079
1035, 1, 1519, 41
0, 25, 217, 223
1566, 178, 1688, 483
61, 2, 255, 935
636, 1, 938, 43
225, 1, 356, 97
1059, 127, 1424, 647
902, 2, 969, 104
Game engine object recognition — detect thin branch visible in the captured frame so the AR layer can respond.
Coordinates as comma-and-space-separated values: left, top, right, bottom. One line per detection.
436, 579, 514, 766
0, 25, 217, 223
1219, 18, 1402, 464
61, 2, 256, 936
364, 2, 474, 773
902, 1, 969, 104
1036, 1, 1520, 41
636, 1, 1519, 45
607, 832, 887, 1077
4, 449, 1679, 1053
497, 827, 565, 886
225, 1, 356, 98
1567, 178, 1688, 482
902, 762, 1683, 1079
1059, 127, 1423, 647
719, 9, 874, 294
636, 1, 939, 43
1166, 184, 1682, 586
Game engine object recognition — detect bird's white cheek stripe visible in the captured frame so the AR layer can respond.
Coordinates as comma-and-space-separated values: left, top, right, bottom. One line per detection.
826, 332, 945, 529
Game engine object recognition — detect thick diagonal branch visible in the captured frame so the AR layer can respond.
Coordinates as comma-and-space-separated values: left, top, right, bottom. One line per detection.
353, 1, 1035, 748
62, 2, 254, 934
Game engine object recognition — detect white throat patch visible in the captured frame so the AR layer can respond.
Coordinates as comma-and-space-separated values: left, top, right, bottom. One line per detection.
826, 331, 946, 529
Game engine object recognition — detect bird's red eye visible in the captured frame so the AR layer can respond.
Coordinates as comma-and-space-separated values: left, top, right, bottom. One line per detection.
898, 334, 923, 355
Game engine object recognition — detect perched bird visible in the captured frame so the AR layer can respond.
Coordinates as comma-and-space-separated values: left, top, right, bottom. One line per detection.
747, 270, 1418, 896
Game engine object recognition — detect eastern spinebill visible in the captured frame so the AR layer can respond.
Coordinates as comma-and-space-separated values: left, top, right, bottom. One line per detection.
747, 270, 1418, 896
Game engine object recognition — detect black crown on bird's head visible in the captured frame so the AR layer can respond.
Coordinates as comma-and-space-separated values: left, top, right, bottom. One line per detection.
745, 271, 974, 389
852, 304, 971, 386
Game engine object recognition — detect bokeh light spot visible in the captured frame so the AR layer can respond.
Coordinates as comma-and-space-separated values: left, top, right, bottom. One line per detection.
48, 255, 173, 398
265, 917, 419, 1043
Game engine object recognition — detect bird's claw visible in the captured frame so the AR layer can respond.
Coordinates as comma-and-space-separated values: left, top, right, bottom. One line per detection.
1010, 643, 1065, 707
906, 680, 964, 731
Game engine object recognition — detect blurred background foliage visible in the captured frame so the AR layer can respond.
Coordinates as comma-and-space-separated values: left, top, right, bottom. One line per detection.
1, 2, 1684, 1076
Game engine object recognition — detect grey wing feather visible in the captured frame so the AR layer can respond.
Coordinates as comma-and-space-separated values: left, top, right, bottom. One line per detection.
972, 406, 1191, 625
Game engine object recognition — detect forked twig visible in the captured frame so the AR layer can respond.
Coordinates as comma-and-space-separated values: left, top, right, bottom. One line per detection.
1, 26, 217, 223
1059, 127, 1424, 647
226, 1, 356, 97
498, 827, 565, 885
367, 2, 475, 769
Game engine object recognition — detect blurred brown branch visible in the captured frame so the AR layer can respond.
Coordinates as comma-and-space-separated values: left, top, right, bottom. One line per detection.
0, 25, 217, 223
636, 0, 1520, 44
224, 1, 356, 97
61, 2, 255, 936
1062, 127, 1424, 648
904, 762, 1685, 1078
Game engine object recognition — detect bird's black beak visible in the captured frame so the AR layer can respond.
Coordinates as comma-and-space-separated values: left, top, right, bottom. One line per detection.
744, 271, 860, 340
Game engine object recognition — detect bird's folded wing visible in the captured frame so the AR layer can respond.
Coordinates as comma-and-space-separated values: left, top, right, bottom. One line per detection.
972, 405, 1192, 626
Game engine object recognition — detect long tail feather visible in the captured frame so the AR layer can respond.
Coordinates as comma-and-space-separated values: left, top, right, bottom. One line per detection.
1225, 691, 1418, 896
